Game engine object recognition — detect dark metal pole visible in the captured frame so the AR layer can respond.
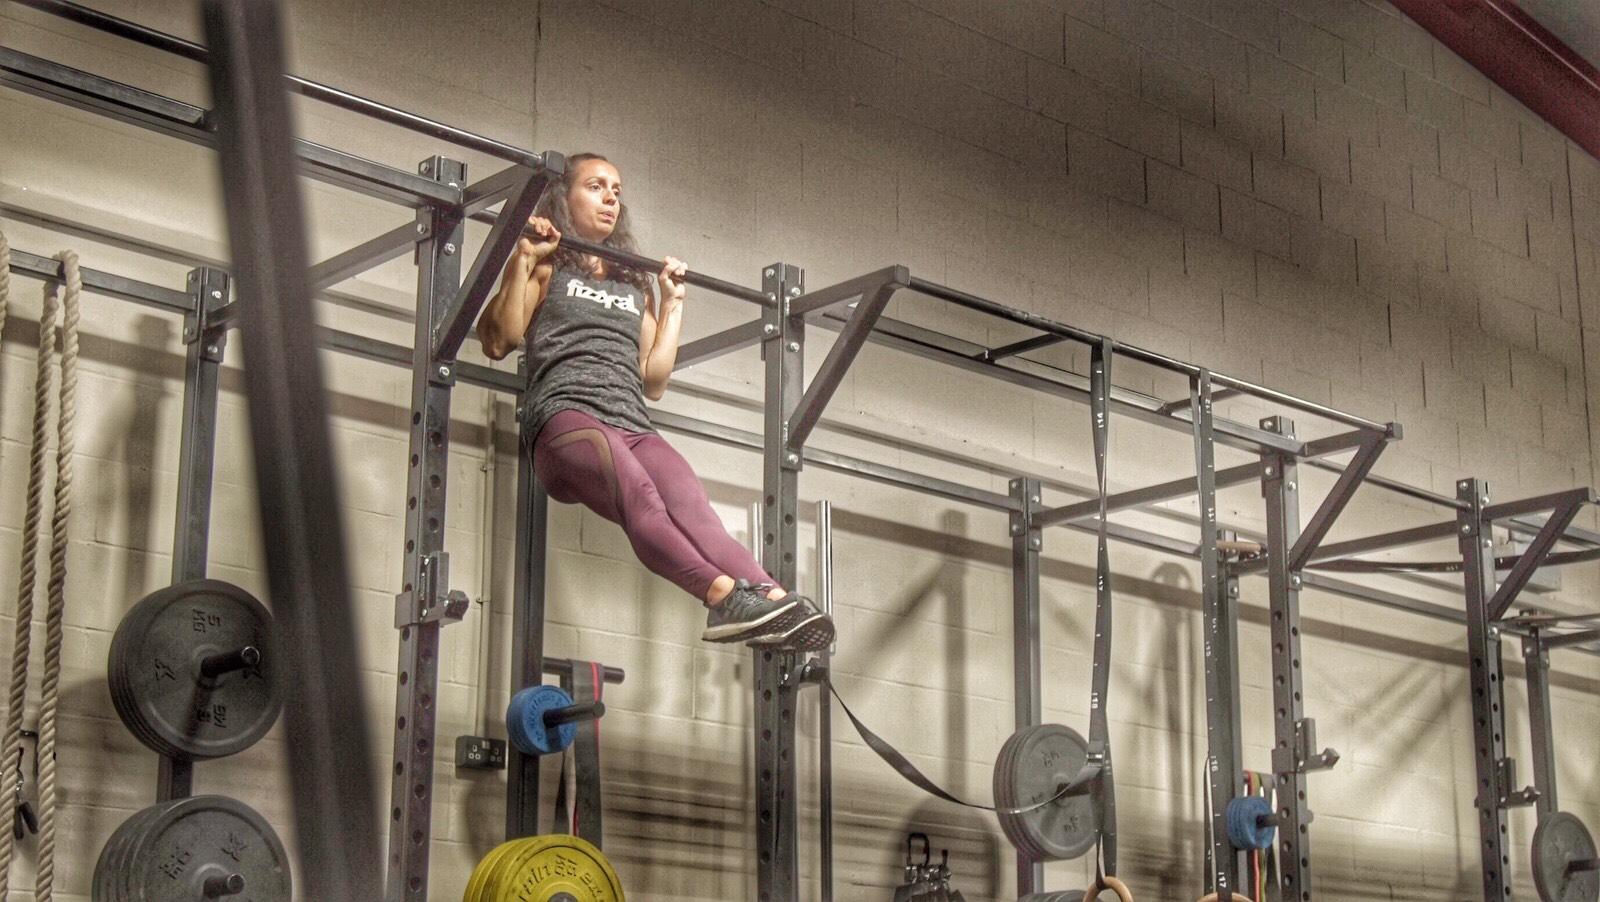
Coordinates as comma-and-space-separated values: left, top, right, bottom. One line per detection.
1260, 416, 1331, 901
506, 455, 549, 839
816, 501, 834, 902
385, 155, 468, 902
1194, 371, 1244, 895
755, 263, 804, 902
1522, 630, 1558, 821
199, 1, 379, 896
1009, 476, 1044, 894
156, 265, 228, 802
1459, 477, 1514, 900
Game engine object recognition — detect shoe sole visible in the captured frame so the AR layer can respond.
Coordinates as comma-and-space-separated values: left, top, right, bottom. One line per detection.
701, 598, 808, 643
748, 612, 835, 652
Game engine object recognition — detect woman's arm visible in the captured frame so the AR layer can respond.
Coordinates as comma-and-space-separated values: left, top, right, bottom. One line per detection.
639, 256, 687, 401
477, 217, 558, 360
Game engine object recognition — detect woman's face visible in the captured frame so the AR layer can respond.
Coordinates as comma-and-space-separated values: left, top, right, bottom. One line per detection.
567, 158, 622, 242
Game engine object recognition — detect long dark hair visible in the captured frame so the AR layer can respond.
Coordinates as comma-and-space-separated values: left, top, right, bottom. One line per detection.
535, 152, 652, 292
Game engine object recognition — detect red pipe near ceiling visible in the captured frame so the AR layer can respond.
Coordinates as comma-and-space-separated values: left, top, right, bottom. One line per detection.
1389, 0, 1600, 160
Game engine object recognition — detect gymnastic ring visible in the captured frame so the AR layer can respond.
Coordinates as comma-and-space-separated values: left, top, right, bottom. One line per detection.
1083, 874, 1134, 901
1197, 893, 1257, 902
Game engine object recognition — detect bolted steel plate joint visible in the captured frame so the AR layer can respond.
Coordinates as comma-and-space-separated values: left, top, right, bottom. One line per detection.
432, 363, 455, 386
787, 341, 800, 352
444, 242, 457, 256
422, 590, 471, 625
1288, 574, 1301, 589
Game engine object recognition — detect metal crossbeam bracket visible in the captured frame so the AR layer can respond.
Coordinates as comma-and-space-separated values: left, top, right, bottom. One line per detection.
463, 159, 559, 216
1489, 496, 1588, 620
789, 264, 907, 317
433, 164, 551, 360
1286, 431, 1393, 570
787, 270, 906, 452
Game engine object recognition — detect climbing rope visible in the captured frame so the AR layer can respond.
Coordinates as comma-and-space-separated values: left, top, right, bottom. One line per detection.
0, 245, 80, 901
0, 240, 61, 898
0, 230, 10, 352
35, 251, 80, 902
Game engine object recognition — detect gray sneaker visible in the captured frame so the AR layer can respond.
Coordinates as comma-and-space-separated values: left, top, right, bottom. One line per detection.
702, 580, 813, 643
748, 610, 836, 652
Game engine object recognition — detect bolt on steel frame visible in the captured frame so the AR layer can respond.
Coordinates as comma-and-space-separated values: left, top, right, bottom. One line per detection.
5, 3, 1600, 899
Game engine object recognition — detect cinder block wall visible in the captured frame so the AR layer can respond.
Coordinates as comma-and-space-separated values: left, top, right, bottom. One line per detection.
1, 0, 1598, 899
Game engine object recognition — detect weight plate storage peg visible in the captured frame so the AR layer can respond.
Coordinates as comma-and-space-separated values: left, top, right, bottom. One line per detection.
506, 684, 600, 756
92, 794, 291, 901
992, 723, 1101, 861
1225, 795, 1276, 851
464, 834, 625, 902
108, 579, 281, 760
1533, 811, 1600, 902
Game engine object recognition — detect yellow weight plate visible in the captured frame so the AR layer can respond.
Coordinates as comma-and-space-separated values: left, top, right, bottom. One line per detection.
465, 838, 534, 902
487, 837, 547, 900
489, 834, 624, 902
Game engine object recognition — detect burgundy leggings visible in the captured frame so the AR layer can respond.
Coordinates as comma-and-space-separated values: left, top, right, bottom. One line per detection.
533, 409, 773, 600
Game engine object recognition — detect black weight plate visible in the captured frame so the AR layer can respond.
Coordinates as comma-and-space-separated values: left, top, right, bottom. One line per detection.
122, 795, 291, 901
993, 724, 1099, 861
95, 801, 174, 902
108, 580, 281, 760
1534, 811, 1599, 902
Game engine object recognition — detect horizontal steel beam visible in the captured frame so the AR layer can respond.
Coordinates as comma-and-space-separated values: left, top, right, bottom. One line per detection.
309, 223, 420, 292
1544, 629, 1600, 650
7, 247, 192, 313
677, 319, 768, 370
1485, 487, 1598, 523
811, 307, 1308, 456
0, 46, 460, 207
905, 274, 1389, 434
1156, 386, 1240, 415
12, 0, 542, 166
1035, 462, 1261, 529
789, 265, 908, 317
976, 332, 1067, 363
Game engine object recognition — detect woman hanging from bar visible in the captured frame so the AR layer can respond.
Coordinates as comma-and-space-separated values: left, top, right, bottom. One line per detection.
477, 153, 833, 651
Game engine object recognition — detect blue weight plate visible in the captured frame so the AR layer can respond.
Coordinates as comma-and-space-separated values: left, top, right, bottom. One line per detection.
506, 684, 577, 756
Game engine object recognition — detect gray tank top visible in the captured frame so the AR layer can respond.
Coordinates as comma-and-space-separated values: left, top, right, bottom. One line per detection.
522, 265, 655, 440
